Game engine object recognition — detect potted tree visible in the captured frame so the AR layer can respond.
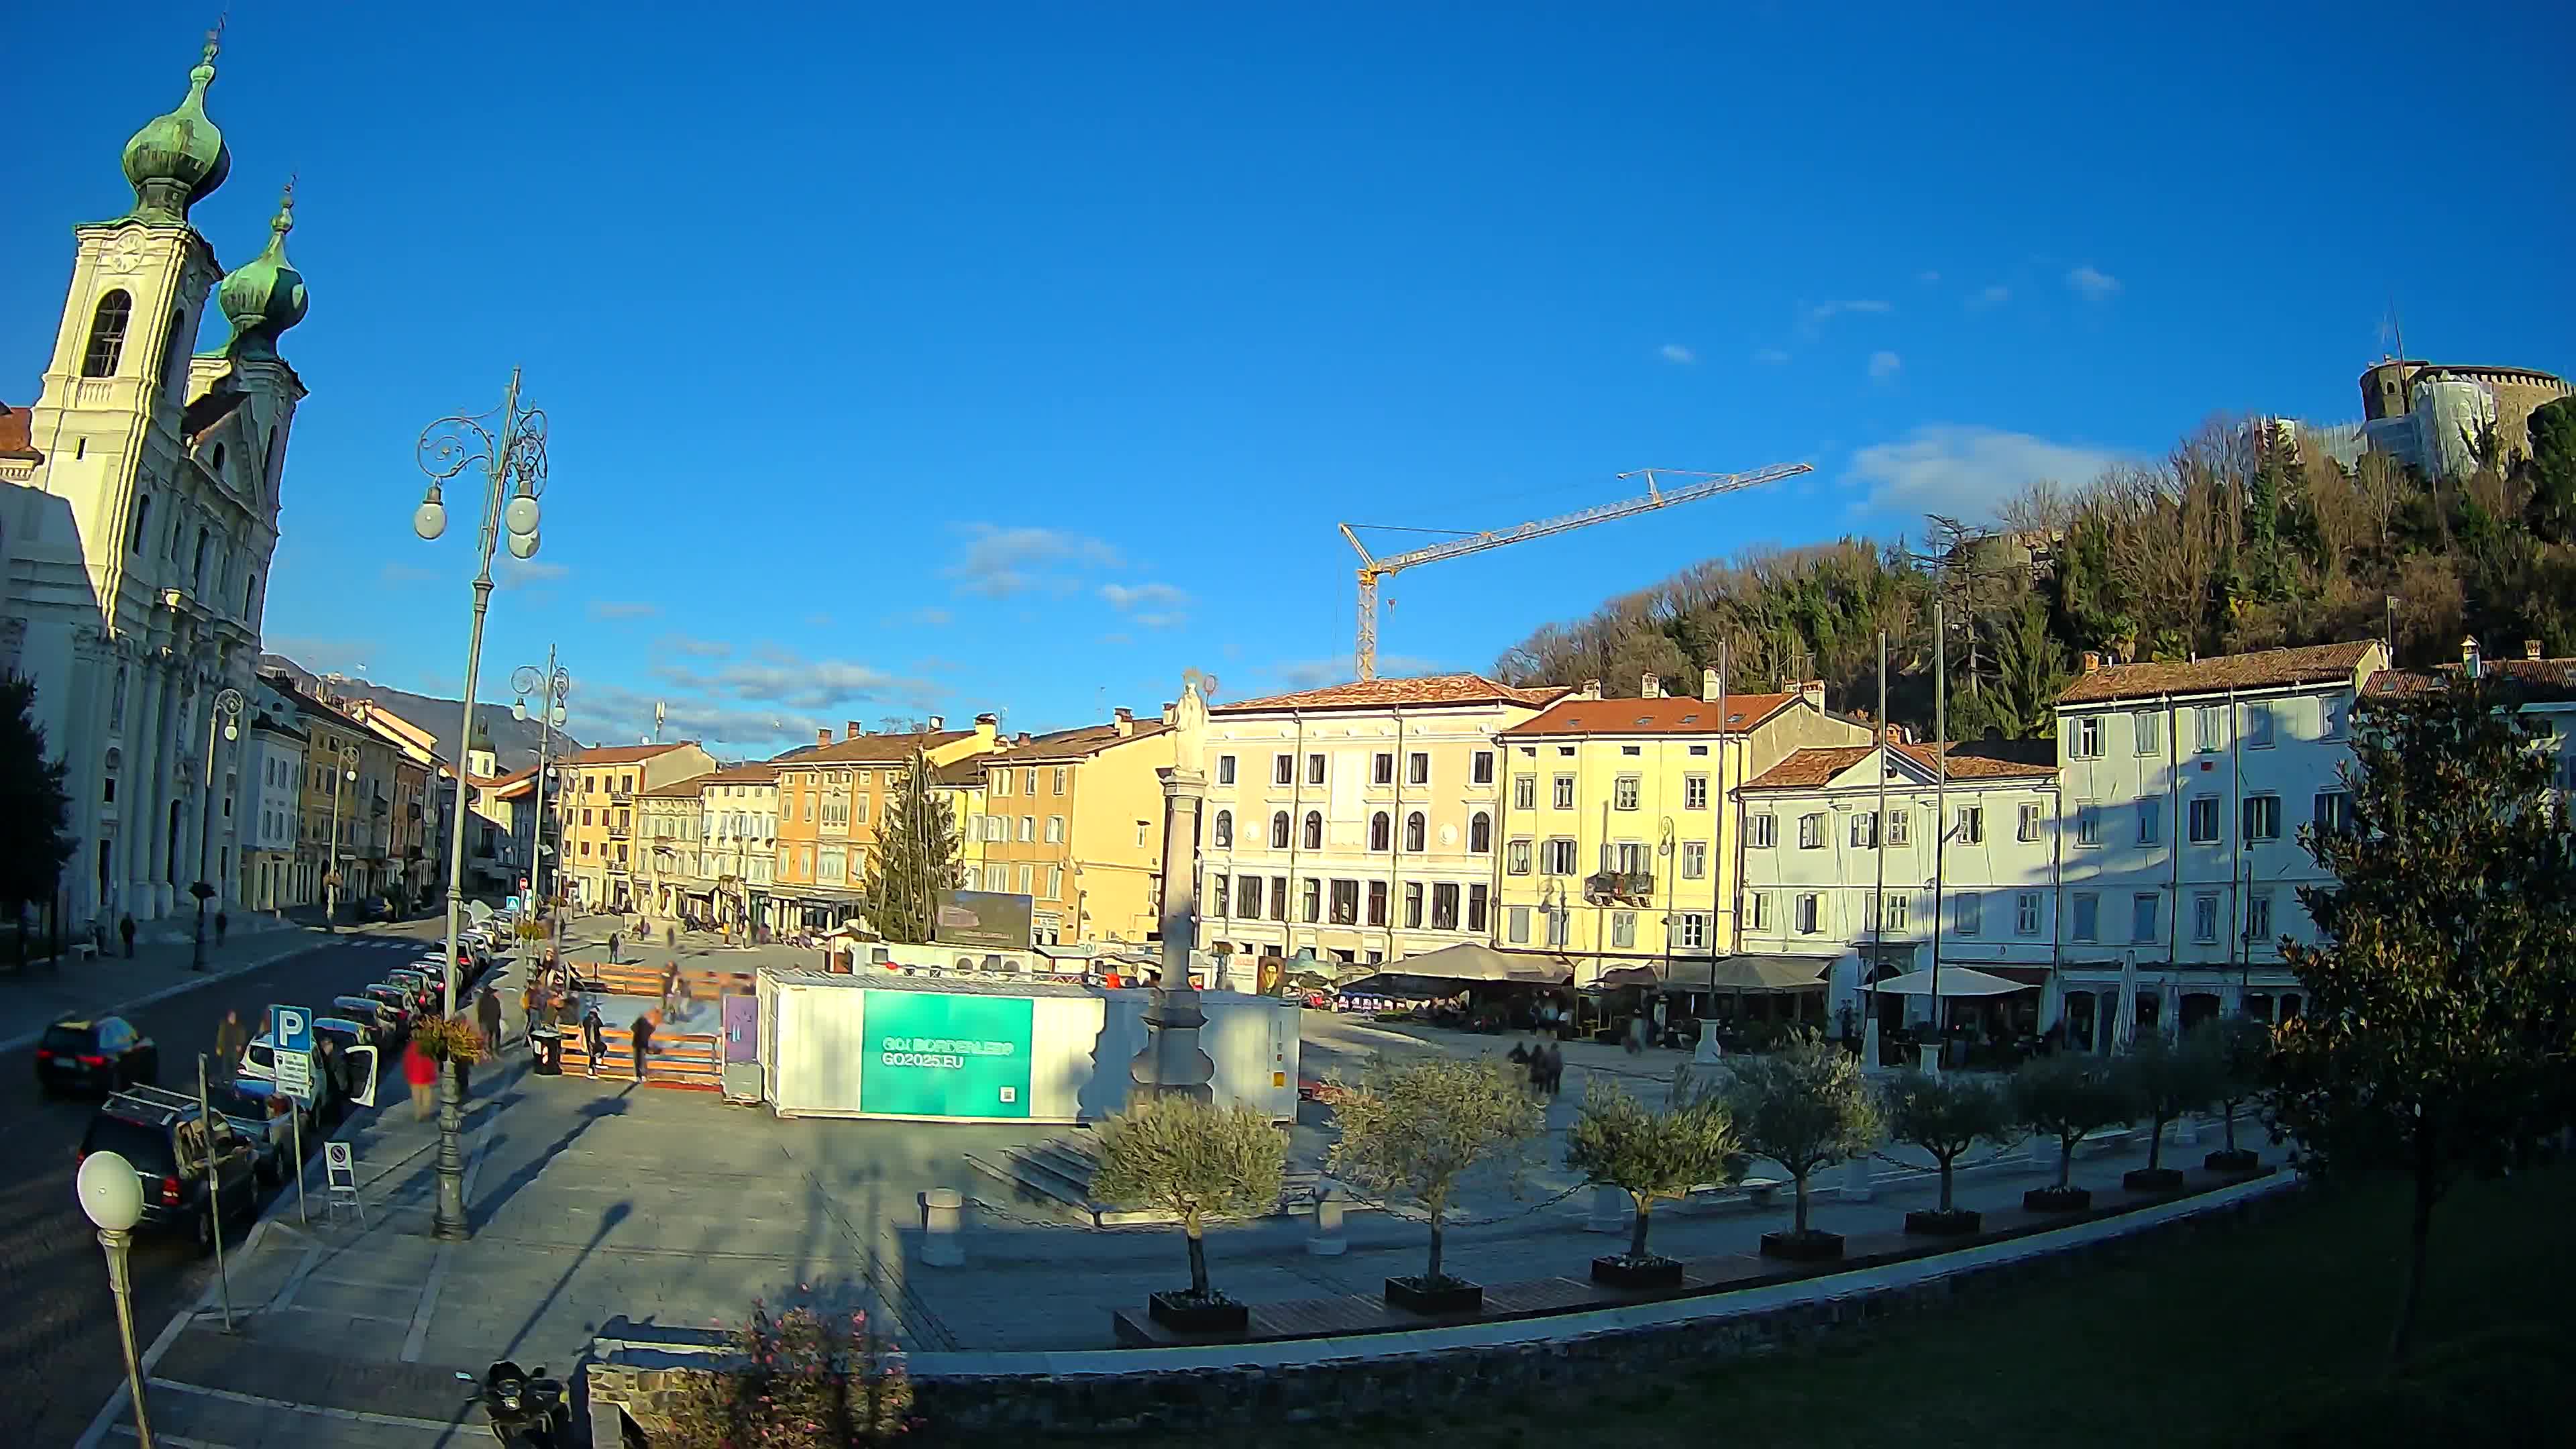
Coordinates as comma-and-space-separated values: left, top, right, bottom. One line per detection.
2010, 1052, 2136, 1212
1879, 1070, 2017, 1235
1090, 1095, 1287, 1335
2118, 1029, 2220, 1192
1563, 1074, 1741, 1289
1324, 1057, 1543, 1314
1719, 1029, 1880, 1262
2194, 1016, 2271, 1173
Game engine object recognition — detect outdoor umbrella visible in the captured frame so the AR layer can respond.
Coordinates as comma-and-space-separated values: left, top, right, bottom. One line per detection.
1864, 965, 2027, 997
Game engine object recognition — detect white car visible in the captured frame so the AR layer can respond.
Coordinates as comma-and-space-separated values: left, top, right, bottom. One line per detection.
239, 1030, 380, 1112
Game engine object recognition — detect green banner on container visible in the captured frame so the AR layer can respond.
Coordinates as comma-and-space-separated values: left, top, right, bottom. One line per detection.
860, 991, 1035, 1119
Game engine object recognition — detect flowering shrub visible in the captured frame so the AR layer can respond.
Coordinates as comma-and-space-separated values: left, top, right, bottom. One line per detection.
413, 1013, 487, 1067
662, 1301, 917, 1447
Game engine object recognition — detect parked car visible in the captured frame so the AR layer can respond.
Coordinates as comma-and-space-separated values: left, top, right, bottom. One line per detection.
384, 968, 438, 1013
360, 984, 419, 1030
36, 1016, 160, 1097
329, 996, 401, 1046
122, 1082, 290, 1187
78, 1091, 260, 1252
235, 1030, 380, 1118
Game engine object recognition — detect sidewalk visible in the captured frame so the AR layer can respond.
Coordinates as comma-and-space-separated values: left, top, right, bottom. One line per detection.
0, 917, 362, 1052
80, 967, 2284, 1447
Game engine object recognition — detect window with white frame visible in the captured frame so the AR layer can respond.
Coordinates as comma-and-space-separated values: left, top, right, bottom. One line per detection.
2132, 892, 2160, 943
2137, 799, 2161, 845
2072, 892, 2099, 941
1045, 815, 1065, 844
1674, 912, 1709, 950
1955, 805, 1983, 845
1373, 752, 1395, 786
1610, 911, 1636, 949
2242, 793, 2282, 841
1882, 893, 1911, 931
2322, 695, 2349, 740
2188, 796, 2221, 843
2019, 802, 2043, 842
1507, 839, 1533, 875
1955, 891, 1982, 936
2073, 716, 2102, 759
2314, 790, 2353, 835
1507, 905, 1531, 945
1212, 874, 1231, 917
1408, 752, 1430, 786
1748, 892, 1772, 930
2076, 804, 2100, 847
2243, 701, 2275, 748
1798, 812, 1825, 849
1542, 838, 1577, 874
1794, 893, 1821, 934
1513, 775, 1536, 810
1851, 812, 1878, 849
1273, 753, 1293, 786
1306, 753, 1326, 786
1472, 750, 1495, 785
1018, 815, 1036, 842
2192, 891, 2220, 943
1213, 810, 1232, 848
1683, 774, 1709, 810
1748, 813, 1777, 848
2246, 890, 2273, 943
1270, 810, 1291, 849
1216, 754, 1236, 785
2133, 709, 2160, 755
1546, 908, 1570, 947
1886, 809, 1910, 846
1680, 840, 1707, 879
1552, 775, 1576, 809
2016, 891, 2041, 935
1614, 775, 1640, 810
2195, 704, 2224, 752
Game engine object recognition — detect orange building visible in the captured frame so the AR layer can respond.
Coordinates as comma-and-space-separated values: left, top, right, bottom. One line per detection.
557, 741, 716, 913
771, 716, 1000, 928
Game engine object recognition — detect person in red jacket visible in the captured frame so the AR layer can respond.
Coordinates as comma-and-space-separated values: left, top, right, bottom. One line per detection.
404, 1038, 439, 1120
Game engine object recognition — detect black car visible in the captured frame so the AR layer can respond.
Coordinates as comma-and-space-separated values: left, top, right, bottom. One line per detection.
36, 1017, 160, 1097
78, 1093, 259, 1252
124, 1082, 292, 1187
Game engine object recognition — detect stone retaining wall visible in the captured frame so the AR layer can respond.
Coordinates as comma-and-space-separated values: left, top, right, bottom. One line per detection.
588, 1178, 2301, 1443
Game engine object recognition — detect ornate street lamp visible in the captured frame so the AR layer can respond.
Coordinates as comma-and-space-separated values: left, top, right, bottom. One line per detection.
77, 1151, 154, 1448
415, 370, 549, 1242
513, 653, 570, 955
190, 686, 244, 971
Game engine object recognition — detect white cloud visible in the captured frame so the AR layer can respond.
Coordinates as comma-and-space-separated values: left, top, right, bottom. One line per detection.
650, 653, 928, 712
1658, 343, 1697, 365
655, 633, 731, 659
1968, 284, 2010, 309
2068, 265, 2121, 302
494, 557, 570, 589
1752, 347, 1792, 366
1807, 299, 1894, 325
587, 600, 659, 621
1133, 611, 1187, 630
1845, 425, 2127, 521
1868, 350, 1903, 382
1101, 581, 1187, 612
943, 523, 1122, 598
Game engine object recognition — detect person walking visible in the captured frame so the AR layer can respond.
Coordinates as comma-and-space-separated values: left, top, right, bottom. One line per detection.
403, 1038, 438, 1120
581, 1006, 606, 1079
521, 977, 541, 1044
215, 910, 229, 947
608, 930, 621, 965
629, 1011, 656, 1084
476, 985, 505, 1061
1544, 1042, 1565, 1098
213, 1009, 249, 1071
119, 913, 136, 959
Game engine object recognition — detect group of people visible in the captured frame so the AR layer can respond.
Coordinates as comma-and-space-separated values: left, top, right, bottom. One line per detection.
1506, 1037, 1566, 1096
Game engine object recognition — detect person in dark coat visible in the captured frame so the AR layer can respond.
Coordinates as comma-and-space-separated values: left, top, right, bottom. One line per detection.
581, 1006, 606, 1079
1542, 1042, 1565, 1098
476, 986, 504, 1058
119, 914, 136, 958
630, 1012, 656, 1083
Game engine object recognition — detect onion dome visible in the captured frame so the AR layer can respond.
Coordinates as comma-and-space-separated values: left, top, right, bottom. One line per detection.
217, 184, 309, 359
121, 36, 231, 224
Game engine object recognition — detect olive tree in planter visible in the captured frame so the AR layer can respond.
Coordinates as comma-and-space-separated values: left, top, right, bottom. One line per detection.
1324, 1056, 1543, 1314
1719, 1029, 1880, 1262
1562, 1073, 1741, 1289
1879, 1070, 2017, 1235
2117, 1029, 2221, 1192
1090, 1095, 1286, 1335
2009, 1053, 2136, 1212
2194, 1015, 2273, 1173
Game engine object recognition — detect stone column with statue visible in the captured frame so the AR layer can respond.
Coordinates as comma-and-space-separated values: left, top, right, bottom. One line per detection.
1129, 671, 1218, 1105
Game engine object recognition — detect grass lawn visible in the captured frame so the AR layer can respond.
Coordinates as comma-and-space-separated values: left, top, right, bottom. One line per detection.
1017, 1165, 2571, 1448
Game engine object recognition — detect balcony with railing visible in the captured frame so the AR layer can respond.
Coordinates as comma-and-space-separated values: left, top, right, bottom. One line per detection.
607, 823, 632, 840
1583, 869, 1655, 905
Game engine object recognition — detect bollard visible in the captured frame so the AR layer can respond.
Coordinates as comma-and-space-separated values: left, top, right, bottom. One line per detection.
1839, 1155, 1874, 1202
1307, 1189, 1347, 1256
918, 1188, 965, 1267
1585, 1183, 1627, 1233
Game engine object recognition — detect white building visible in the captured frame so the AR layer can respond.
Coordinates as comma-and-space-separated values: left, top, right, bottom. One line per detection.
0, 38, 310, 936
2051, 640, 2387, 1047
1735, 739, 2061, 1038
237, 676, 307, 910
2367, 637, 2576, 796
1197, 674, 1564, 967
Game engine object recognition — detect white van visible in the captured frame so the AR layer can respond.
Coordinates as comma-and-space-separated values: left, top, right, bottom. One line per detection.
239, 1030, 380, 1111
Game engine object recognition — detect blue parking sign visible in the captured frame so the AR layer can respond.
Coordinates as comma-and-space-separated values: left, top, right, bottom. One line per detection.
271, 1004, 314, 1056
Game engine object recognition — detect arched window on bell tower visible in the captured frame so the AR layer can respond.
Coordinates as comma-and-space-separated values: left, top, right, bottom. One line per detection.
83, 290, 133, 376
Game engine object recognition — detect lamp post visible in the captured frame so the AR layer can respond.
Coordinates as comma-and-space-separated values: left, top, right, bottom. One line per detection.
512, 653, 570, 961
189, 686, 244, 971
323, 743, 359, 930
415, 369, 549, 1242
76, 1152, 154, 1449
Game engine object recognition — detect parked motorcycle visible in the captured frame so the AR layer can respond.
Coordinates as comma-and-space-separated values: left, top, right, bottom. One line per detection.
477, 1360, 570, 1446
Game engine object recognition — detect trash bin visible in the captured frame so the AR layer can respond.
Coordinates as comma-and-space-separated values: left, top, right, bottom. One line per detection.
530, 1028, 564, 1076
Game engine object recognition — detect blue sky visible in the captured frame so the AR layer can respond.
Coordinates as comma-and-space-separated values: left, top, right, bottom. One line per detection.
8, 3, 2570, 755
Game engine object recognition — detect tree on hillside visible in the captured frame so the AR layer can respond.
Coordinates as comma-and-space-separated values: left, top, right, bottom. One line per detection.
0, 673, 75, 960
2522, 396, 2576, 545
857, 745, 961, 945
2268, 676, 2576, 1362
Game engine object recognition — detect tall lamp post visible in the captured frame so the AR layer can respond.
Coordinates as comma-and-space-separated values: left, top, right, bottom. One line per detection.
512, 653, 570, 959
189, 687, 244, 971
322, 743, 359, 930
77, 1151, 154, 1449
415, 369, 549, 1242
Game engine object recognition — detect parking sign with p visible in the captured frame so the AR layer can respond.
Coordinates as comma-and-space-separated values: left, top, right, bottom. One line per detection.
271, 1004, 313, 1056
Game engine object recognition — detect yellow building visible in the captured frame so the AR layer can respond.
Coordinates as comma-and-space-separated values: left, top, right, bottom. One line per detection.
558, 741, 717, 914
928, 759, 988, 890
1492, 672, 1868, 985
963, 708, 1175, 947
773, 716, 1000, 928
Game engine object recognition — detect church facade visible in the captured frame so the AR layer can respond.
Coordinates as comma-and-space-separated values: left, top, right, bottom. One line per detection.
0, 36, 313, 936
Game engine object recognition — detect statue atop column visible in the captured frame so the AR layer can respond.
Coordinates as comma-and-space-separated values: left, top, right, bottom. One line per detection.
1128, 671, 1216, 1105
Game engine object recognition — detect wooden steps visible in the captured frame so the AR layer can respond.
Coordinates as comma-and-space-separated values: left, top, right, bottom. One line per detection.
557, 1028, 724, 1089
584, 962, 757, 999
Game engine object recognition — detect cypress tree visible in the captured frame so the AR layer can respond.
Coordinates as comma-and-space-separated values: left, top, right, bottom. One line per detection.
0, 673, 76, 961
857, 745, 962, 944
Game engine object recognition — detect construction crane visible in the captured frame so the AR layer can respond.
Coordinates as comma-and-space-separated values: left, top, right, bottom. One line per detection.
1338, 462, 1813, 680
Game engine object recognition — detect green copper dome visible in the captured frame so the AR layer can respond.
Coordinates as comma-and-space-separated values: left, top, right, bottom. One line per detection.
120, 38, 231, 224
217, 184, 309, 358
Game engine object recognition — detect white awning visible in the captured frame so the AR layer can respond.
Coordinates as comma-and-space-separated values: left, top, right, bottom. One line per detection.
1867, 966, 2029, 997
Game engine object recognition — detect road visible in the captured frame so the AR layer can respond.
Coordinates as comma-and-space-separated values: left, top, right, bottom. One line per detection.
0, 922, 457, 1448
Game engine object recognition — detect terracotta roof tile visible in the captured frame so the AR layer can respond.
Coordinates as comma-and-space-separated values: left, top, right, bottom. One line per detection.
928, 760, 985, 788
639, 773, 713, 798
1499, 692, 1800, 737
2367, 657, 2576, 702
789, 729, 974, 765
1743, 741, 2058, 791
561, 741, 702, 765
2057, 641, 2381, 705
987, 720, 1170, 763
1214, 673, 1567, 714
706, 763, 780, 784
0, 401, 39, 460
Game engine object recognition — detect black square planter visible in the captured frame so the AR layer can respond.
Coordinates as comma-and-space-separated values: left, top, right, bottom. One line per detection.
2023, 1185, 2091, 1213
1383, 1275, 1483, 1315
1590, 1254, 1685, 1289
1903, 1208, 1983, 1236
2123, 1166, 2186, 1192
1759, 1229, 1844, 1262
2204, 1148, 2261, 1174
1146, 1290, 1248, 1335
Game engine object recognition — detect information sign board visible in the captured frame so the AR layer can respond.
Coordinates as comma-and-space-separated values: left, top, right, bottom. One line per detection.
859, 992, 1034, 1119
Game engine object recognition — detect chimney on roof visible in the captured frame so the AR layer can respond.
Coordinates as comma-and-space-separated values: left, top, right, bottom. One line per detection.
1578, 678, 1602, 700
2082, 651, 2102, 674
1701, 666, 1721, 700
1801, 680, 1825, 710
2462, 635, 2482, 680
2527, 639, 2544, 661
926, 714, 944, 732
973, 711, 998, 744
1642, 673, 1662, 699
1014, 732, 1031, 745
1113, 706, 1136, 737
1160, 700, 1176, 727
816, 729, 831, 749
845, 720, 863, 740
